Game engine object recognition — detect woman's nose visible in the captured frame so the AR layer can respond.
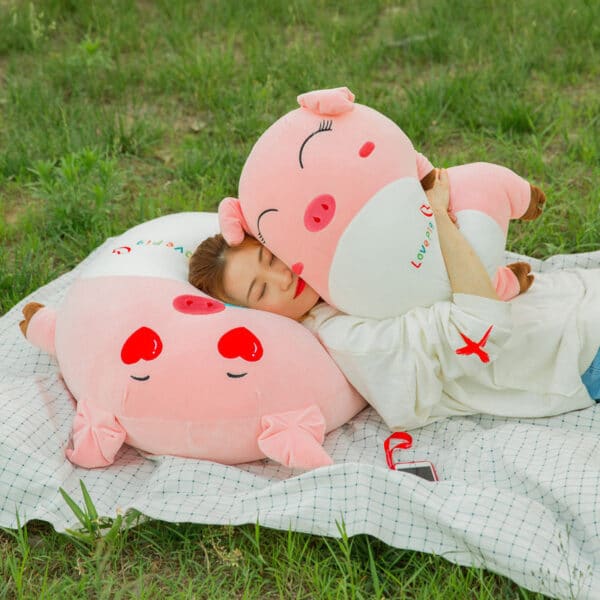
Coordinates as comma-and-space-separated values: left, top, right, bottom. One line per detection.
267, 262, 293, 289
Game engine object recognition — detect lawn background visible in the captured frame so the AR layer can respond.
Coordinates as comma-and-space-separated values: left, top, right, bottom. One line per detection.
1, 0, 598, 597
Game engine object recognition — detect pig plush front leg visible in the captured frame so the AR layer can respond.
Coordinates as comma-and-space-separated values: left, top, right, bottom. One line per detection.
420, 166, 546, 234
257, 404, 333, 470
66, 400, 127, 468
421, 163, 545, 300
419, 168, 437, 191
20, 302, 57, 356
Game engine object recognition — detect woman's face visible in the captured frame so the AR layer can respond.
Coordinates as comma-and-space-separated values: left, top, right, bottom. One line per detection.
222, 241, 320, 320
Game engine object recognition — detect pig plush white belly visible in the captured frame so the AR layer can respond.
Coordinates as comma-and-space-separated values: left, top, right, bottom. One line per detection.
23, 213, 365, 469
328, 175, 508, 318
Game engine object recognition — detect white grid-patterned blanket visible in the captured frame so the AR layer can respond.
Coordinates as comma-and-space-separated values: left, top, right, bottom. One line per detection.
2, 242, 600, 600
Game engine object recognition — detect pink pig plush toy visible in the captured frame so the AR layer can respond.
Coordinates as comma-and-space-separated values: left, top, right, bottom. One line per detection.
219, 87, 545, 318
20, 212, 365, 469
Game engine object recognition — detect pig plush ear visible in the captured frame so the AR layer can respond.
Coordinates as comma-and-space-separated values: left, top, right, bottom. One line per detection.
218, 197, 250, 246
297, 87, 355, 116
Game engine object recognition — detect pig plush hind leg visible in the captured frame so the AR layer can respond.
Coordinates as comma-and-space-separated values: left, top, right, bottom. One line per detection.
490, 179, 542, 300
493, 262, 534, 301
20, 302, 56, 356
19, 302, 125, 467
448, 163, 542, 230
502, 183, 543, 297
520, 185, 546, 221
507, 261, 534, 293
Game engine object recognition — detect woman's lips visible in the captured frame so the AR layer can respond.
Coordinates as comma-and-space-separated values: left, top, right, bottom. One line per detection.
292, 263, 305, 298
294, 278, 306, 299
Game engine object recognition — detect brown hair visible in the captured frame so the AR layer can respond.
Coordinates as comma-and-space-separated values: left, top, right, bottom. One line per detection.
188, 233, 260, 303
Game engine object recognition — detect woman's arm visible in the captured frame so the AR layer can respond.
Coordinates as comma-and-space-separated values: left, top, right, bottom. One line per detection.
428, 169, 499, 300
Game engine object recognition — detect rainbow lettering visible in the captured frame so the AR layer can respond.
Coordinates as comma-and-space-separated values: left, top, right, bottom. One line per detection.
135, 239, 193, 258
410, 220, 435, 269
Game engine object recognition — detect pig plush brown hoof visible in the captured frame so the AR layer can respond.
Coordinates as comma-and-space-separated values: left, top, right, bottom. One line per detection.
19, 302, 45, 337
507, 262, 534, 294
420, 169, 437, 191
521, 185, 546, 221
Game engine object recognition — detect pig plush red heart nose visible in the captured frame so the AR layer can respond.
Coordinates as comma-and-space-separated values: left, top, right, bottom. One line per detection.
218, 327, 263, 362
121, 327, 163, 365
173, 294, 225, 315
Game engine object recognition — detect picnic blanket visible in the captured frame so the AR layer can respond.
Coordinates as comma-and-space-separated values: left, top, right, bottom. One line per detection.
2, 236, 600, 600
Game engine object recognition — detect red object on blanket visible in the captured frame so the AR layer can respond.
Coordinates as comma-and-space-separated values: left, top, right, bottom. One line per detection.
384, 431, 413, 469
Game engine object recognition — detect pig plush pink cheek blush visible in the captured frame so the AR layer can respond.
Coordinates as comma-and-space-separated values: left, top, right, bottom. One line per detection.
359, 141, 375, 157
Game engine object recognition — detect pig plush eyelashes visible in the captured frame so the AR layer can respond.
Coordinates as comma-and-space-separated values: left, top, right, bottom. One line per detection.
23, 212, 365, 469
220, 87, 543, 318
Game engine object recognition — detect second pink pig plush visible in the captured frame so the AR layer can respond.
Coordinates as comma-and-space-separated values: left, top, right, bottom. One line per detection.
219, 87, 545, 319
20, 212, 365, 470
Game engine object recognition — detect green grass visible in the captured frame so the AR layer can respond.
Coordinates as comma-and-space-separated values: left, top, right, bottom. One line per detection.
1, 513, 547, 599
1, 0, 599, 597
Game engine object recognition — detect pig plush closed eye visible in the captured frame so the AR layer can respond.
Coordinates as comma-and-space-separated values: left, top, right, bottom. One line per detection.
219, 87, 545, 319
21, 212, 365, 469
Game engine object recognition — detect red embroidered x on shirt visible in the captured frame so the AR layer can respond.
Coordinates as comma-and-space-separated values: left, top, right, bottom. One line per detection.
455, 325, 494, 363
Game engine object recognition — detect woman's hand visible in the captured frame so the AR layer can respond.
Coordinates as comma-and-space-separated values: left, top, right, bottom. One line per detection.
426, 168, 457, 224
431, 169, 498, 300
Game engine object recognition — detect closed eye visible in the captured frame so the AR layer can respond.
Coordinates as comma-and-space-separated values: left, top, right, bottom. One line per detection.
299, 120, 333, 169
130, 375, 150, 381
256, 208, 278, 244
257, 283, 267, 301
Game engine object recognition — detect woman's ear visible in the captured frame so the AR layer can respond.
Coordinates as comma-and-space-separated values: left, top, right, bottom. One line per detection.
218, 197, 250, 245
297, 87, 355, 115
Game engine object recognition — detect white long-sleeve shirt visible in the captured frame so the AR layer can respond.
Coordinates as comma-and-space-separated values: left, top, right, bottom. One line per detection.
302, 269, 600, 430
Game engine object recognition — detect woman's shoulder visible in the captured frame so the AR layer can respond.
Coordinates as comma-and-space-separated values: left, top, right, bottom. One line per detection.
301, 301, 341, 332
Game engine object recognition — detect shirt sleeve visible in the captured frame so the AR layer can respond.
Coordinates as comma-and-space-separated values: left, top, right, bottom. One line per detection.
313, 295, 513, 430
